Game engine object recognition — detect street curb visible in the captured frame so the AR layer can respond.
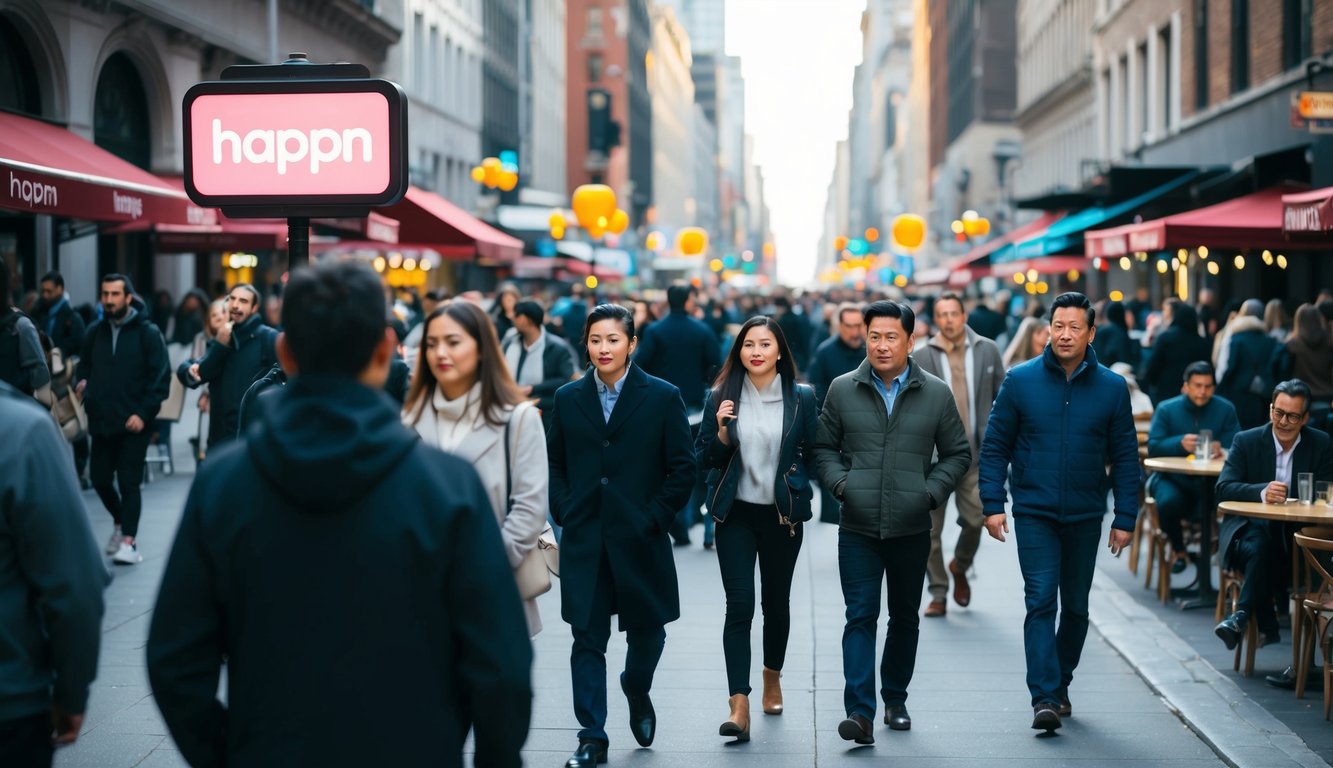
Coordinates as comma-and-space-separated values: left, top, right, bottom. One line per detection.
1090, 565, 1330, 768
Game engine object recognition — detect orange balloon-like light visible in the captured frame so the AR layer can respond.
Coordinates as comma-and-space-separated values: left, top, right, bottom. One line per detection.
549, 210, 566, 229
498, 171, 518, 191
551, 225, 565, 240
470, 166, 486, 183
481, 157, 502, 188
834, 235, 849, 252
609, 209, 629, 234
891, 214, 926, 250
571, 184, 618, 230
974, 218, 991, 236
865, 227, 880, 243
677, 227, 709, 256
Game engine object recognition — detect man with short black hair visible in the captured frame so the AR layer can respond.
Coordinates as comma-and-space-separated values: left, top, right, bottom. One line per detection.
815, 300, 971, 742
34, 271, 85, 359
178, 283, 277, 448
807, 302, 866, 525
1214, 379, 1333, 688
1147, 360, 1240, 573
147, 261, 532, 767
980, 291, 1140, 733
504, 300, 577, 428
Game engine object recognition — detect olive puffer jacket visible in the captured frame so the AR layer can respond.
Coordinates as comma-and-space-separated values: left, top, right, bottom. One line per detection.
813, 358, 972, 540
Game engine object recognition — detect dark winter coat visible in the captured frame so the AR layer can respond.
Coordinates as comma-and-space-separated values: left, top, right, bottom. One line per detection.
34, 297, 86, 359
181, 313, 277, 447
78, 305, 170, 436
546, 364, 696, 631
146, 375, 532, 768
1217, 318, 1279, 428
633, 311, 721, 410
1142, 305, 1211, 405
979, 344, 1141, 531
806, 335, 865, 408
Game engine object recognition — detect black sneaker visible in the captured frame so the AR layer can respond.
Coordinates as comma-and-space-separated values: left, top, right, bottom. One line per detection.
1032, 702, 1062, 732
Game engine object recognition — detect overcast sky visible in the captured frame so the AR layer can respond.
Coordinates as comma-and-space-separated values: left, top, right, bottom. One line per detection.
726, 0, 867, 286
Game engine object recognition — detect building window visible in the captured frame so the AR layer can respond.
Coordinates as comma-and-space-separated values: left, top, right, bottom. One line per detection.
588, 7, 603, 39
1194, 0, 1208, 110
1157, 24, 1172, 135
0, 18, 40, 115
94, 52, 151, 170
588, 53, 603, 82
413, 13, 425, 87
1137, 41, 1148, 146
1284, 0, 1313, 70
1231, 0, 1249, 93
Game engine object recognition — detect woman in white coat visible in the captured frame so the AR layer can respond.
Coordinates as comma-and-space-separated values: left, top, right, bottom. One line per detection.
404, 300, 549, 635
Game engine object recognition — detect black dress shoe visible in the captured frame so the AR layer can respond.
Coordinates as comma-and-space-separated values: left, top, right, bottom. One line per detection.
883, 704, 911, 731
837, 712, 874, 744
1214, 610, 1248, 651
621, 675, 656, 747
1265, 665, 1323, 689
565, 739, 608, 768
1032, 702, 1062, 732
1057, 697, 1071, 718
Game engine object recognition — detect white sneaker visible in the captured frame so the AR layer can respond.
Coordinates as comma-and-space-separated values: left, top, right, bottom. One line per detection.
106, 527, 122, 555
111, 541, 142, 565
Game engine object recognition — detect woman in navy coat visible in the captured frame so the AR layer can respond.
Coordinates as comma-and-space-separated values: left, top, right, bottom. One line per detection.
547, 303, 697, 768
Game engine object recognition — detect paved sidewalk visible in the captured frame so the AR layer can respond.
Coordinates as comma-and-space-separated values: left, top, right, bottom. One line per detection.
55, 470, 1245, 767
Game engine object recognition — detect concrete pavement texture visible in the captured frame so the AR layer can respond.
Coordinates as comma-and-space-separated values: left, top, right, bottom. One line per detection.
50, 467, 1321, 767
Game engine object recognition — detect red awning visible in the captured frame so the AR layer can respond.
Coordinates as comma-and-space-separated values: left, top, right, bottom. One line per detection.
1084, 184, 1310, 257
1283, 186, 1333, 237
383, 186, 523, 264
948, 212, 1062, 285
0, 110, 205, 224
994, 256, 1090, 277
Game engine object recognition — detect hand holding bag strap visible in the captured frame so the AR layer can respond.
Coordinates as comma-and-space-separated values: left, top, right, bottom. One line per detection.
506, 402, 553, 599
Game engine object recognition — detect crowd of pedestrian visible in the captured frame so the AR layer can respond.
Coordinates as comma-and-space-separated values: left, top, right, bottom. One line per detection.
4, 260, 1333, 765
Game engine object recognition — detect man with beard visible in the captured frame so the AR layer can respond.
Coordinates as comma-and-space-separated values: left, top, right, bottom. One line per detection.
77, 274, 170, 564
178, 284, 277, 449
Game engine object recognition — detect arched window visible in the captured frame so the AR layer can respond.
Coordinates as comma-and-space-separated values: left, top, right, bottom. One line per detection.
94, 52, 151, 170
0, 16, 41, 115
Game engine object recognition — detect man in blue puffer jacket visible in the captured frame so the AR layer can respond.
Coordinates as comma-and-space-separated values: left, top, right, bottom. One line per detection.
978, 292, 1140, 734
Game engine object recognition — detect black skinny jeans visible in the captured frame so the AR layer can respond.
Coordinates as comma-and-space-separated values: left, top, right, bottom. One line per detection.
91, 430, 151, 538
716, 499, 803, 696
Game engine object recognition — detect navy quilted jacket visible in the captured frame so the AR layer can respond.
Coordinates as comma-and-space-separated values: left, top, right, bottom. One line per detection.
979, 344, 1141, 531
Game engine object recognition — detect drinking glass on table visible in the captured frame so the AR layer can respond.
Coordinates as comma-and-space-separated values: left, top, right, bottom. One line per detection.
1316, 480, 1332, 507
1196, 430, 1212, 462
1298, 472, 1314, 505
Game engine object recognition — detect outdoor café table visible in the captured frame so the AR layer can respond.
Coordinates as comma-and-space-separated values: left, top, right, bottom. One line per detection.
1143, 455, 1225, 610
1217, 500, 1333, 675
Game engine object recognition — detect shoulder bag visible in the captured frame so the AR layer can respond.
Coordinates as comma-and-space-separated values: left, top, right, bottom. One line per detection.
505, 402, 560, 599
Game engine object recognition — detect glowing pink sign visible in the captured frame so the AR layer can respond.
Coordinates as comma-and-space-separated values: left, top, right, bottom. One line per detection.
183, 78, 406, 215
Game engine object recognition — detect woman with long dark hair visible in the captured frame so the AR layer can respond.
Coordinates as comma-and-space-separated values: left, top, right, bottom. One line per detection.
1143, 301, 1210, 405
402, 300, 548, 636
546, 304, 696, 768
1276, 304, 1333, 431
695, 316, 817, 741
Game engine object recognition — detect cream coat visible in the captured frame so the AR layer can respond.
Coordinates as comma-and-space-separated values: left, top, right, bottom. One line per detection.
407, 396, 548, 635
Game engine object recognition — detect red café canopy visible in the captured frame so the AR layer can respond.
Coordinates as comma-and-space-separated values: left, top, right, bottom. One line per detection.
1084, 183, 1309, 258
1283, 186, 1333, 237
947, 212, 1062, 286
383, 186, 523, 264
0, 110, 204, 225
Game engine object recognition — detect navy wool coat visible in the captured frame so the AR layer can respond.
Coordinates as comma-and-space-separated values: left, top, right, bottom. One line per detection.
547, 364, 697, 631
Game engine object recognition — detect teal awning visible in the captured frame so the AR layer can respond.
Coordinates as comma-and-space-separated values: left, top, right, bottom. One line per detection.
997, 171, 1201, 263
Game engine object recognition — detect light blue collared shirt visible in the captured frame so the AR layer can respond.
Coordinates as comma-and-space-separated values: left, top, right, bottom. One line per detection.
595, 367, 630, 423
870, 363, 911, 417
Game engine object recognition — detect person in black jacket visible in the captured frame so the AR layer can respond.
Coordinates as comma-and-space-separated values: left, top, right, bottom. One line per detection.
1143, 300, 1211, 405
695, 316, 817, 740
146, 261, 532, 768
177, 283, 277, 449
76, 274, 170, 565
1093, 300, 1135, 368
547, 304, 696, 768
34, 271, 86, 359
1217, 300, 1278, 429
806, 302, 865, 524
503, 300, 577, 429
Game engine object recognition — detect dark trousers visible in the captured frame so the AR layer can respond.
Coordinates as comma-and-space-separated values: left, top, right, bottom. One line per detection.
838, 528, 930, 718
1227, 522, 1283, 635
0, 712, 53, 768
716, 499, 804, 695
1014, 515, 1101, 706
673, 420, 712, 544
90, 430, 151, 539
570, 553, 666, 744
1154, 475, 1202, 553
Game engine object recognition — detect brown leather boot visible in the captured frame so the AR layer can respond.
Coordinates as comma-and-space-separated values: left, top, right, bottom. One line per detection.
719, 693, 750, 740
762, 667, 784, 715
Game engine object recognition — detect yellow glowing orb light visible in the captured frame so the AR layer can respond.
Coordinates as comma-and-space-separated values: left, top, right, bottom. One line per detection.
1119, 256, 1132, 270
1198, 245, 1209, 258
645, 231, 665, 251
1171, 258, 1180, 270
1277, 254, 1288, 269
389, 252, 404, 269
608, 209, 629, 234
1207, 261, 1220, 275
1109, 290, 1124, 301
549, 210, 566, 229
571, 184, 618, 230
1234, 254, 1245, 270
1067, 270, 1080, 281
470, 165, 486, 183
893, 274, 909, 288
1154, 259, 1167, 273
1262, 250, 1274, 265
1026, 269, 1038, 283
677, 227, 709, 256
373, 256, 387, 272
481, 157, 502, 188
763, 242, 775, 259
550, 226, 565, 240
1025, 282, 1038, 294
403, 257, 417, 271
420, 259, 432, 272
498, 170, 519, 191
891, 214, 926, 250
950, 220, 965, 235
865, 227, 880, 243
834, 235, 849, 252
709, 258, 724, 272
1036, 281, 1050, 294
585, 275, 599, 289
1177, 248, 1189, 261
1014, 272, 1025, 284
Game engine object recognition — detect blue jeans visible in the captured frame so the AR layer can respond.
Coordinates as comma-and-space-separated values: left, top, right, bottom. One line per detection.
1014, 515, 1102, 706
838, 528, 930, 718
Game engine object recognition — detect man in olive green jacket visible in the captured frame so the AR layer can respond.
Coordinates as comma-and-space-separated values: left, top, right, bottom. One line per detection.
813, 300, 971, 745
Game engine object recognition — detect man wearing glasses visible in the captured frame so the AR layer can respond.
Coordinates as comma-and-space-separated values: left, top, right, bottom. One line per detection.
1214, 379, 1333, 687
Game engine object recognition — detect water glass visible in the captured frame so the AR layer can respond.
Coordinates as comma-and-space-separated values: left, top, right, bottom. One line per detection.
1196, 430, 1212, 462
1298, 472, 1314, 505
1317, 481, 1333, 507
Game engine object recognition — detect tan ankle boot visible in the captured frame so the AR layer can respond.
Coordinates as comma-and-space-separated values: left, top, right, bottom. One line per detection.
719, 693, 750, 741
762, 667, 783, 714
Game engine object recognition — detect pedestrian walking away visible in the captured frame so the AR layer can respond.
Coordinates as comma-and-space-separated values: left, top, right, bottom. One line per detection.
146, 261, 532, 767
0, 381, 107, 768
546, 303, 697, 768
813, 299, 971, 745
979, 291, 1140, 734
695, 316, 818, 741
77, 274, 170, 566
915, 292, 1005, 617
502, 299, 578, 432
806, 301, 866, 526
404, 299, 551, 636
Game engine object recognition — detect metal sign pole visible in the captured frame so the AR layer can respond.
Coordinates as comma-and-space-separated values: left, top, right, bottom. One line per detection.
288, 216, 309, 268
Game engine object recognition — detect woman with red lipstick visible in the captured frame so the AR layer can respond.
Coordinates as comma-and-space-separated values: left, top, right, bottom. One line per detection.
546, 304, 697, 768
695, 316, 817, 741
402, 301, 549, 636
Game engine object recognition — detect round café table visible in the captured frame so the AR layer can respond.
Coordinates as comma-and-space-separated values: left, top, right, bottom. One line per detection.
1217, 500, 1333, 681
1143, 456, 1225, 609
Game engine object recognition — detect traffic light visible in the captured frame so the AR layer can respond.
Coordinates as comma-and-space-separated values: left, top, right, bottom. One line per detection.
587, 88, 621, 153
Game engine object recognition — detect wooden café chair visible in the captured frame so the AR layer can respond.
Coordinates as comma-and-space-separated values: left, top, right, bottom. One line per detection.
1293, 527, 1333, 710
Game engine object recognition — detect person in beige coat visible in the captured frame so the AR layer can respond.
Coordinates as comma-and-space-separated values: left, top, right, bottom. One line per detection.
404, 300, 549, 636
